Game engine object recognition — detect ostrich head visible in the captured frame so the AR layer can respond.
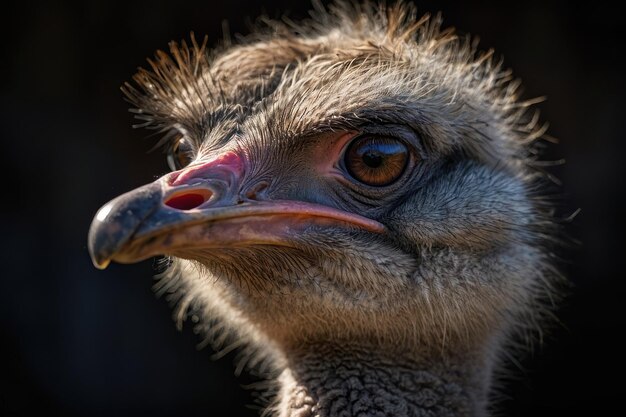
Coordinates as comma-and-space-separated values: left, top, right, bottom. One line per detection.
88, 2, 558, 416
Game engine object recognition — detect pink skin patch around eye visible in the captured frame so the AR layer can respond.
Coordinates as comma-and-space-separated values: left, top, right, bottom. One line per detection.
311, 131, 358, 177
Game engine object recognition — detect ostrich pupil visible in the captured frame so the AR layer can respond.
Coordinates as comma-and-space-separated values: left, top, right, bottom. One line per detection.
363, 151, 383, 168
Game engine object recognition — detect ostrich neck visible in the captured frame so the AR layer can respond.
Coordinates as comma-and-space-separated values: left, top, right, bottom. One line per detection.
275, 342, 491, 417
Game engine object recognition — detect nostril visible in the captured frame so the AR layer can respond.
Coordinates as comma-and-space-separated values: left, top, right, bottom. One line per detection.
165, 190, 212, 210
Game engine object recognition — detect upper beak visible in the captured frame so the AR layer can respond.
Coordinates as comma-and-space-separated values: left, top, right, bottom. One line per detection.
87, 152, 385, 270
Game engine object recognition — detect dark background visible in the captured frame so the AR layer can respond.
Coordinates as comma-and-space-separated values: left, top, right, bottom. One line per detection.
2, 0, 624, 416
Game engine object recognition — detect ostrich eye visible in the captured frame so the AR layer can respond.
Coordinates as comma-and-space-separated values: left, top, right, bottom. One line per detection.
344, 136, 409, 186
167, 136, 193, 171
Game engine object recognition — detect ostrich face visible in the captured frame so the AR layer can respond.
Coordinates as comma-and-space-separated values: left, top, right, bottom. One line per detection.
89, 4, 552, 351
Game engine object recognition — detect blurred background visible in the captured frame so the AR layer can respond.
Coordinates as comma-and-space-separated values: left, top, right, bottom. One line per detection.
1, 0, 623, 415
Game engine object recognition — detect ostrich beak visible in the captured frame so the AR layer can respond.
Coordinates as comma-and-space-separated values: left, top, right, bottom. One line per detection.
88, 152, 385, 270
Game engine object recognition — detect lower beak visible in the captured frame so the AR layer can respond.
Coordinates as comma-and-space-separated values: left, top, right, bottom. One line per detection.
88, 174, 385, 270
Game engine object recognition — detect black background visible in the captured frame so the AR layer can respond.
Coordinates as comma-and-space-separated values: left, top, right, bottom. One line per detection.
2, 0, 624, 416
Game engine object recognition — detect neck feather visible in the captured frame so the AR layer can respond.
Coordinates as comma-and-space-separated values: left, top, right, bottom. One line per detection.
273, 342, 492, 417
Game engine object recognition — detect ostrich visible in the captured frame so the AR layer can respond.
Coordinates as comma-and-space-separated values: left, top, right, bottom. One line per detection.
88, 2, 559, 416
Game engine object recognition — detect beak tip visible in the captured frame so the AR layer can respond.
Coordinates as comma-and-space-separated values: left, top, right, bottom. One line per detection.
92, 255, 111, 270
87, 181, 164, 271
88, 221, 114, 270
